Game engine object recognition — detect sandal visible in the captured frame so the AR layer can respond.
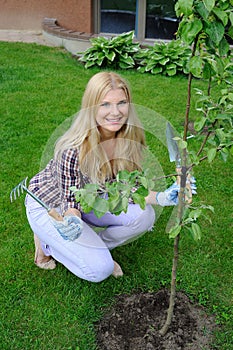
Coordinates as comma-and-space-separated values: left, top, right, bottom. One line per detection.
35, 258, 56, 270
34, 234, 56, 270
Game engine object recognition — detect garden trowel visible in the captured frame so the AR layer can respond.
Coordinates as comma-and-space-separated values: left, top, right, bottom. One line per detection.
166, 122, 192, 203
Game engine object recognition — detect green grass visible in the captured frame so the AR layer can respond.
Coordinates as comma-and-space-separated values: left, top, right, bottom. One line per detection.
0, 42, 232, 349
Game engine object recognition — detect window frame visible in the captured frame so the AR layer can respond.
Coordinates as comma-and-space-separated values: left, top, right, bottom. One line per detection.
94, 0, 175, 44
94, 0, 147, 41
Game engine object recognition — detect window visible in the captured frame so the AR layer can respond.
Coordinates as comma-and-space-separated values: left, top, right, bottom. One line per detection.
146, 0, 178, 39
100, 0, 137, 34
97, 0, 179, 41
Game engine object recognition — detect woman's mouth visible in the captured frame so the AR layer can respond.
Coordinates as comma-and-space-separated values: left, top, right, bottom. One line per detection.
105, 117, 123, 124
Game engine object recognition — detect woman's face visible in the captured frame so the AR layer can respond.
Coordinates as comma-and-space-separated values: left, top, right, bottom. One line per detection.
96, 88, 129, 139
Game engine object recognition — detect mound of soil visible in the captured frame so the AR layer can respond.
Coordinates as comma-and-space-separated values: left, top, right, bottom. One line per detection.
96, 289, 216, 350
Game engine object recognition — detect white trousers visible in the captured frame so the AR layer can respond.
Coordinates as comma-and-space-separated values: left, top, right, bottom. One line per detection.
25, 195, 155, 282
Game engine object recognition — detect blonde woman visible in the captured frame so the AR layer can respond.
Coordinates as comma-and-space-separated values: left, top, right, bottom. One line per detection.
25, 72, 192, 282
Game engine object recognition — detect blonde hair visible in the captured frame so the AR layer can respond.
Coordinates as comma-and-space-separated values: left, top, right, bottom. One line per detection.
55, 71, 146, 184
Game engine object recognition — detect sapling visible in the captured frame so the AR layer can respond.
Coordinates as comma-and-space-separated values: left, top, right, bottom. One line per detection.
72, 0, 233, 337
159, 0, 233, 335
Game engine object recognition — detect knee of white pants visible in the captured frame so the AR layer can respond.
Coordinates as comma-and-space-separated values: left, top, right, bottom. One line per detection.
129, 204, 155, 232
90, 263, 114, 282
52, 247, 115, 283
80, 256, 114, 283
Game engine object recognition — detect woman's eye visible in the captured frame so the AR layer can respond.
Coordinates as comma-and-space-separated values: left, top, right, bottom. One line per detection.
100, 102, 110, 107
118, 100, 127, 106
100, 100, 128, 108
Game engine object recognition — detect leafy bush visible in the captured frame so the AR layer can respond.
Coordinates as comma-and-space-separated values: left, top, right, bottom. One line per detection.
78, 31, 140, 69
135, 39, 191, 76
79, 32, 191, 76
71, 169, 154, 218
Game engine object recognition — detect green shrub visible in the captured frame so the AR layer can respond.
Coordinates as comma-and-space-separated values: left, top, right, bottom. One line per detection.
78, 31, 140, 69
79, 32, 191, 76
135, 39, 191, 76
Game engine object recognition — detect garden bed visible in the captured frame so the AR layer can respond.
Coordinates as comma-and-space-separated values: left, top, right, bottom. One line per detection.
97, 289, 217, 350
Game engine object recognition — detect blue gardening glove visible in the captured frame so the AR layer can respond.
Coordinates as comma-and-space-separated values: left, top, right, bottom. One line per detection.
187, 176, 197, 194
156, 178, 197, 207
156, 182, 180, 206
51, 215, 83, 241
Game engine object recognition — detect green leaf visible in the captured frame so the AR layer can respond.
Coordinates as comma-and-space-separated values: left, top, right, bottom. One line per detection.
140, 176, 149, 189
189, 209, 202, 220
116, 169, 130, 182
189, 56, 203, 78
202, 61, 215, 79
93, 197, 109, 218
207, 148, 217, 162
220, 148, 229, 162
203, 0, 215, 12
179, 18, 203, 45
194, 116, 206, 131
151, 66, 163, 74
84, 61, 96, 69
132, 193, 146, 210
205, 21, 225, 45
159, 57, 170, 65
216, 128, 226, 142
178, 139, 187, 150
228, 93, 233, 102
195, 1, 210, 20
177, 0, 194, 16
230, 12, 233, 26
218, 37, 230, 56
169, 224, 181, 239
191, 223, 202, 241
121, 197, 129, 213
212, 7, 228, 26
134, 185, 149, 197
166, 68, 177, 76
106, 51, 116, 62
108, 191, 120, 211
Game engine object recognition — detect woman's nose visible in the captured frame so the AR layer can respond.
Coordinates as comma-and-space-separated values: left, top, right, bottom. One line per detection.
110, 103, 120, 115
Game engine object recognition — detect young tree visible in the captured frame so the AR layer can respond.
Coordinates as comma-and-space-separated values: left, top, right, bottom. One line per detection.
159, 0, 233, 335
72, 0, 233, 336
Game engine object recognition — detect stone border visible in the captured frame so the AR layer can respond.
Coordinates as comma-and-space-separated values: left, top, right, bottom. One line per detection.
42, 18, 95, 54
42, 17, 98, 41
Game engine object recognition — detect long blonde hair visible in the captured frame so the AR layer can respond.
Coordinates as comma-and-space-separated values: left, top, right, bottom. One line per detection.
55, 71, 146, 184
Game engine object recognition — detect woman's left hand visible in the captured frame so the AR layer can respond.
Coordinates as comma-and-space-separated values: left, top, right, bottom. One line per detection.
51, 215, 83, 241
64, 208, 82, 218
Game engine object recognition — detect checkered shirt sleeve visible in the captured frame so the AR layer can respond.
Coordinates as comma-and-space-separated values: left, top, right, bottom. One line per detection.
56, 148, 82, 214
28, 148, 89, 215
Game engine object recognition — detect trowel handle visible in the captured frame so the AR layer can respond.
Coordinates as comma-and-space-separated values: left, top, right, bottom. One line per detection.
48, 208, 64, 221
176, 167, 192, 204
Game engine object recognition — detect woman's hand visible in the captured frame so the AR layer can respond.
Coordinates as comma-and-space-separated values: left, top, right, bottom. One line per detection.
51, 215, 83, 241
145, 177, 197, 206
64, 207, 82, 218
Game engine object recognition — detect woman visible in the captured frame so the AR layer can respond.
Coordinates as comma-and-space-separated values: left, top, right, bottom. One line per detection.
25, 71, 189, 282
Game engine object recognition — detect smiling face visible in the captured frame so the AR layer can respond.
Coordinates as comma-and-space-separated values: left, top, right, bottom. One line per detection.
96, 88, 129, 140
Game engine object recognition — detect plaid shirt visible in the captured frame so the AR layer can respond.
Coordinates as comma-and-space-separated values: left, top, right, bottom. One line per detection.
28, 148, 90, 214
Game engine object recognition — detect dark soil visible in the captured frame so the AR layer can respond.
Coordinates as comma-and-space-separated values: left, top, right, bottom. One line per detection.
96, 289, 217, 350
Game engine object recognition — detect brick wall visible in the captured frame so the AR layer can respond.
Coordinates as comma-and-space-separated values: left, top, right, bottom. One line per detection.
0, 0, 92, 31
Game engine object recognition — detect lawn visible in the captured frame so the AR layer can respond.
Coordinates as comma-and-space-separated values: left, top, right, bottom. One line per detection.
0, 41, 232, 349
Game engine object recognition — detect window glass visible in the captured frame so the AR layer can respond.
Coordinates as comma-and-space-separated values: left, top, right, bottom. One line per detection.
146, 0, 178, 39
101, 0, 137, 34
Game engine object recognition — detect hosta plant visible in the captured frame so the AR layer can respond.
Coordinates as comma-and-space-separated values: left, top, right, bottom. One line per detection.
135, 39, 192, 76
78, 31, 140, 69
